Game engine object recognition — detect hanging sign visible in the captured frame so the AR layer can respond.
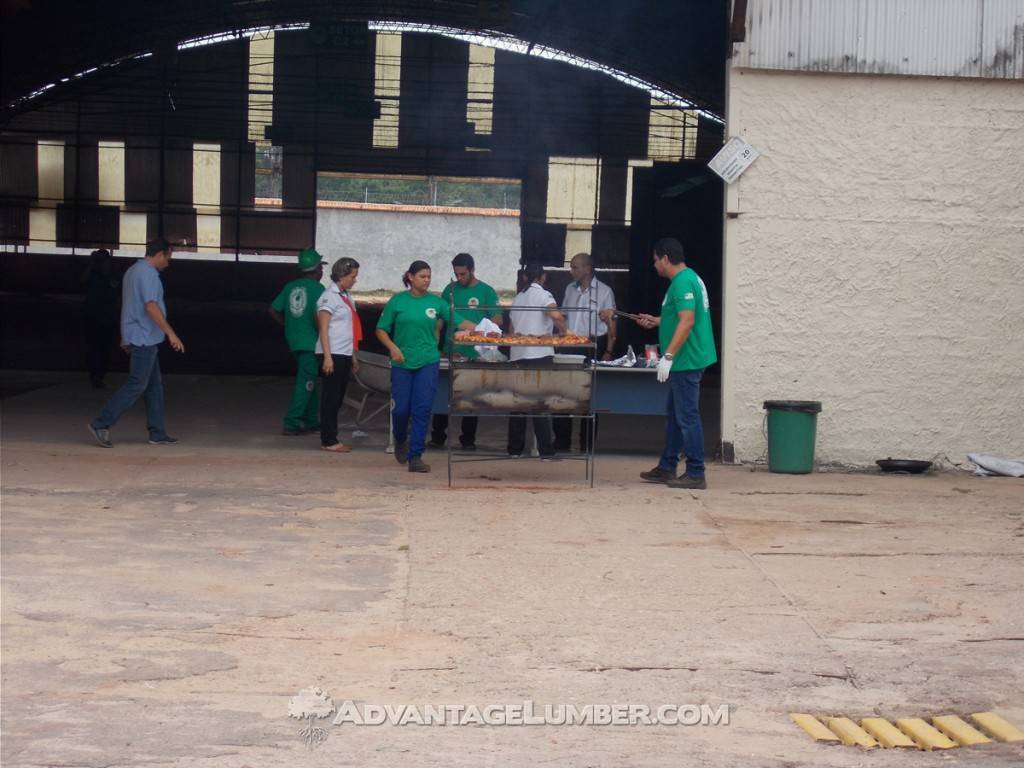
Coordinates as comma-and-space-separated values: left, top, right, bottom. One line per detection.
708, 136, 760, 184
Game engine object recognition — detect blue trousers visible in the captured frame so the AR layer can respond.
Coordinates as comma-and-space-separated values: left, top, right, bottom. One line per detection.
391, 362, 439, 461
92, 343, 168, 439
658, 368, 706, 479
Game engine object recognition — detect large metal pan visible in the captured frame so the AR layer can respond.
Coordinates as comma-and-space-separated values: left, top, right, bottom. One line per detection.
876, 458, 932, 474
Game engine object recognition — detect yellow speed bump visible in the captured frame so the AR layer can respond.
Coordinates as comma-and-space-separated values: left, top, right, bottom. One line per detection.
970, 712, 1024, 743
789, 714, 840, 743
932, 715, 991, 747
825, 717, 878, 748
861, 717, 917, 748
896, 718, 958, 750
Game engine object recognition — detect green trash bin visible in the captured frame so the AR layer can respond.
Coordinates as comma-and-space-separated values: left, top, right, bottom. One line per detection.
763, 400, 822, 474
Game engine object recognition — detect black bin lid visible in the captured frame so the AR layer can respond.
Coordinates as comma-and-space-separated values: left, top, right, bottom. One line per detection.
763, 400, 822, 414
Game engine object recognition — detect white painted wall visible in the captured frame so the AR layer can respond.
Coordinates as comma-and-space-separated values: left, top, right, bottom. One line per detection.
723, 68, 1024, 466
315, 206, 521, 292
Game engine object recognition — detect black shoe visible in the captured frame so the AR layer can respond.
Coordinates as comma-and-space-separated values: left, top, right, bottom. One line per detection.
282, 427, 305, 436
640, 466, 676, 484
459, 442, 477, 451
394, 441, 408, 464
88, 424, 113, 448
408, 456, 430, 473
148, 434, 178, 445
666, 475, 707, 490
427, 440, 446, 450
540, 455, 560, 462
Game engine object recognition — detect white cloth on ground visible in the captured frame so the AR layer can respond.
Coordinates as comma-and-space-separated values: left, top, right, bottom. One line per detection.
967, 453, 1024, 477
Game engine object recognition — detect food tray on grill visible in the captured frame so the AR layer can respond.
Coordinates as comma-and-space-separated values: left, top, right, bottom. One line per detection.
456, 333, 591, 346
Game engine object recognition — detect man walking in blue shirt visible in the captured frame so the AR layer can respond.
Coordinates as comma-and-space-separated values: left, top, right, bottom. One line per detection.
88, 238, 185, 448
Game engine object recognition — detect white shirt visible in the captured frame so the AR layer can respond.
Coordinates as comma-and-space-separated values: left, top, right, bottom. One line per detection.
314, 284, 355, 355
562, 277, 615, 337
509, 282, 556, 361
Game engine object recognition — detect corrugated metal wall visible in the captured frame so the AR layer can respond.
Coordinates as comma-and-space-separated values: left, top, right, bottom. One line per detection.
733, 0, 1024, 79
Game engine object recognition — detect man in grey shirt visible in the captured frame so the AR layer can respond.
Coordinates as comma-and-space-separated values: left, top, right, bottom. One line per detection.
88, 238, 185, 448
554, 252, 616, 452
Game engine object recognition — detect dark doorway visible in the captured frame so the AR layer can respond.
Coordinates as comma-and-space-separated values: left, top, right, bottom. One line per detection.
626, 162, 724, 454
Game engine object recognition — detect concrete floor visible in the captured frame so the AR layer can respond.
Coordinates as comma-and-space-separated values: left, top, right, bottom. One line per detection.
2, 372, 1023, 767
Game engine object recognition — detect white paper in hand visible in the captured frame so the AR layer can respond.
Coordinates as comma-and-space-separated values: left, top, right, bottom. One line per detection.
473, 318, 506, 362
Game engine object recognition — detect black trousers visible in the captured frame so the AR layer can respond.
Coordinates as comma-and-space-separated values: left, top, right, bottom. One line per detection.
85, 321, 116, 384
507, 414, 555, 457
431, 414, 478, 446
553, 334, 608, 451
316, 353, 352, 447
506, 356, 555, 457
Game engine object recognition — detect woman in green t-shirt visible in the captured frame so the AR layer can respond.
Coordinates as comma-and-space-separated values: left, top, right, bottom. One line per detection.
375, 261, 473, 474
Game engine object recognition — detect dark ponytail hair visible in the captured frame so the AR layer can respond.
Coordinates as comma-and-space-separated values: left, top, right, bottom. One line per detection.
517, 262, 544, 293
402, 260, 431, 288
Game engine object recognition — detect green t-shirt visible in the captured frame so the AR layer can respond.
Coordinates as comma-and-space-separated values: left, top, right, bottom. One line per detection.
271, 277, 325, 352
377, 291, 464, 370
440, 280, 500, 323
441, 280, 501, 359
659, 267, 718, 372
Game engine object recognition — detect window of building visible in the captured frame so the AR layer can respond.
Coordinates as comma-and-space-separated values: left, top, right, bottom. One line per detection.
193, 142, 221, 252
545, 157, 601, 264
648, 97, 698, 161
247, 31, 274, 144
373, 32, 402, 149
317, 173, 519, 209
254, 143, 282, 204
97, 140, 126, 208
36, 139, 64, 208
466, 44, 495, 141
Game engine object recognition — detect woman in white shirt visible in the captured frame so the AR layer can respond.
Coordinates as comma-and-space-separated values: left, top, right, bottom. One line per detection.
316, 257, 361, 452
506, 263, 567, 459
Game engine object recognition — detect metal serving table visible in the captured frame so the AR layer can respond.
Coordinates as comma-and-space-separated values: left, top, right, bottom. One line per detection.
445, 303, 597, 487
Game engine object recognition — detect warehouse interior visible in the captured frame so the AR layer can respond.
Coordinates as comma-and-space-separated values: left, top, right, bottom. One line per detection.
1, 0, 730, 450
6, 5, 1024, 765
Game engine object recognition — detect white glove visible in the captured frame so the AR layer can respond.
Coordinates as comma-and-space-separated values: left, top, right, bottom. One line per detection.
656, 354, 674, 383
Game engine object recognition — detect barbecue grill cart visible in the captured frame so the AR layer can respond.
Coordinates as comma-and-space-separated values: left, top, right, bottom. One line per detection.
445, 303, 597, 488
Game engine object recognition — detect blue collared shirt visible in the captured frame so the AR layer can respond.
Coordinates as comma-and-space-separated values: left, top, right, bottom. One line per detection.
120, 259, 166, 346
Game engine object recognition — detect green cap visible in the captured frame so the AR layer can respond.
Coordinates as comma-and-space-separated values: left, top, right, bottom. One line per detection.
298, 247, 325, 272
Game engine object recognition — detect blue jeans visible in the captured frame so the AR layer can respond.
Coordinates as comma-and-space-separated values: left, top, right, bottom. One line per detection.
92, 343, 167, 438
658, 368, 705, 479
391, 362, 439, 460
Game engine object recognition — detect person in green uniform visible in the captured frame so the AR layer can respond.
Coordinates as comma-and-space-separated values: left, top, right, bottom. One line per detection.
375, 260, 473, 473
636, 237, 718, 490
430, 252, 503, 450
270, 248, 326, 436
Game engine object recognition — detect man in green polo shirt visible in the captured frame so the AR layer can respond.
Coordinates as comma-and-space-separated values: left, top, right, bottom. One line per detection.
270, 248, 326, 436
430, 252, 503, 450
636, 237, 717, 490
